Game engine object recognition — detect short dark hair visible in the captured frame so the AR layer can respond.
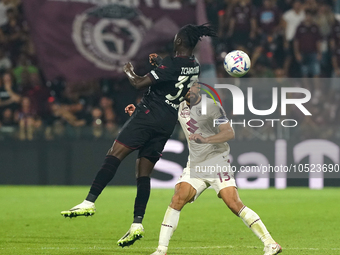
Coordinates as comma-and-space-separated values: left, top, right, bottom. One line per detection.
177, 23, 217, 49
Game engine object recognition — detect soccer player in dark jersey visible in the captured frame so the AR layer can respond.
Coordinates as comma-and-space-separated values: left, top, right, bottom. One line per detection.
61, 24, 217, 247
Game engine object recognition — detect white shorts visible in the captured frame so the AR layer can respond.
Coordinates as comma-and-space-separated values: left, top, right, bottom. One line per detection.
176, 152, 237, 202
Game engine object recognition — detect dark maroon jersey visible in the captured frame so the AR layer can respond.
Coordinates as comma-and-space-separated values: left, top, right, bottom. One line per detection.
257, 7, 281, 34
295, 23, 321, 54
231, 3, 256, 32
145, 55, 200, 115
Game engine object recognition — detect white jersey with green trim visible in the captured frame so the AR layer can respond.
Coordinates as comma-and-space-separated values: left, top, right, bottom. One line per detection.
178, 98, 230, 164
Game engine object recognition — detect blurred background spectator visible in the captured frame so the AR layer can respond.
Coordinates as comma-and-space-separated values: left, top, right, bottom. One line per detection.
294, 10, 322, 79
0, 0, 339, 141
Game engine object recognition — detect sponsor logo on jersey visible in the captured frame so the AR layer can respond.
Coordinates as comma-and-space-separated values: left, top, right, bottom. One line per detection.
180, 106, 190, 118
165, 99, 179, 110
187, 119, 199, 133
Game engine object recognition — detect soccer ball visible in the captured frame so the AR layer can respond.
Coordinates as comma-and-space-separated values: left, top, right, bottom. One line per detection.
223, 50, 251, 78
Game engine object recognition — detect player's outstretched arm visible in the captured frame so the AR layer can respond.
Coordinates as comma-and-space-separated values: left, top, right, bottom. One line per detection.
189, 122, 235, 144
123, 62, 152, 89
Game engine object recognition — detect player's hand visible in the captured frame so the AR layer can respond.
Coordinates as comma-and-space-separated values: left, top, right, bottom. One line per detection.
123, 62, 134, 73
125, 104, 136, 116
149, 53, 163, 67
189, 134, 208, 144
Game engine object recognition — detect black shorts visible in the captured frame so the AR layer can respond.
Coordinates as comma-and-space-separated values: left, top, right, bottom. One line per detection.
116, 102, 177, 161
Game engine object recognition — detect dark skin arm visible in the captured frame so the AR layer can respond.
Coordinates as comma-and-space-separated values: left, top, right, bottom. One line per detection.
123, 62, 152, 89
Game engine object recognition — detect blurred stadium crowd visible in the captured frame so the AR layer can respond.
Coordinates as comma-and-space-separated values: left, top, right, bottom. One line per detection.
0, 0, 339, 141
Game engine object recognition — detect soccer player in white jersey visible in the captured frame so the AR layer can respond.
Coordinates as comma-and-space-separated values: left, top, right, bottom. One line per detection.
125, 82, 281, 255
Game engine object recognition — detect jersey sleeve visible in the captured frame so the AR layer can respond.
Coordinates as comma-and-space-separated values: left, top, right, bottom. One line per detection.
209, 103, 229, 126
147, 56, 175, 85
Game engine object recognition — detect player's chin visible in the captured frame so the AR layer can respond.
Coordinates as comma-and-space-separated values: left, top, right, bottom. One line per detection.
190, 94, 198, 103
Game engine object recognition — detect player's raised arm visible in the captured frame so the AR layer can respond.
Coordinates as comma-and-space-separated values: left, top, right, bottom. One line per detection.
211, 122, 235, 143
123, 62, 152, 89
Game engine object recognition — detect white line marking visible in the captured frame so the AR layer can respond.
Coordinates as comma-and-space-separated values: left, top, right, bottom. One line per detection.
1, 246, 339, 251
